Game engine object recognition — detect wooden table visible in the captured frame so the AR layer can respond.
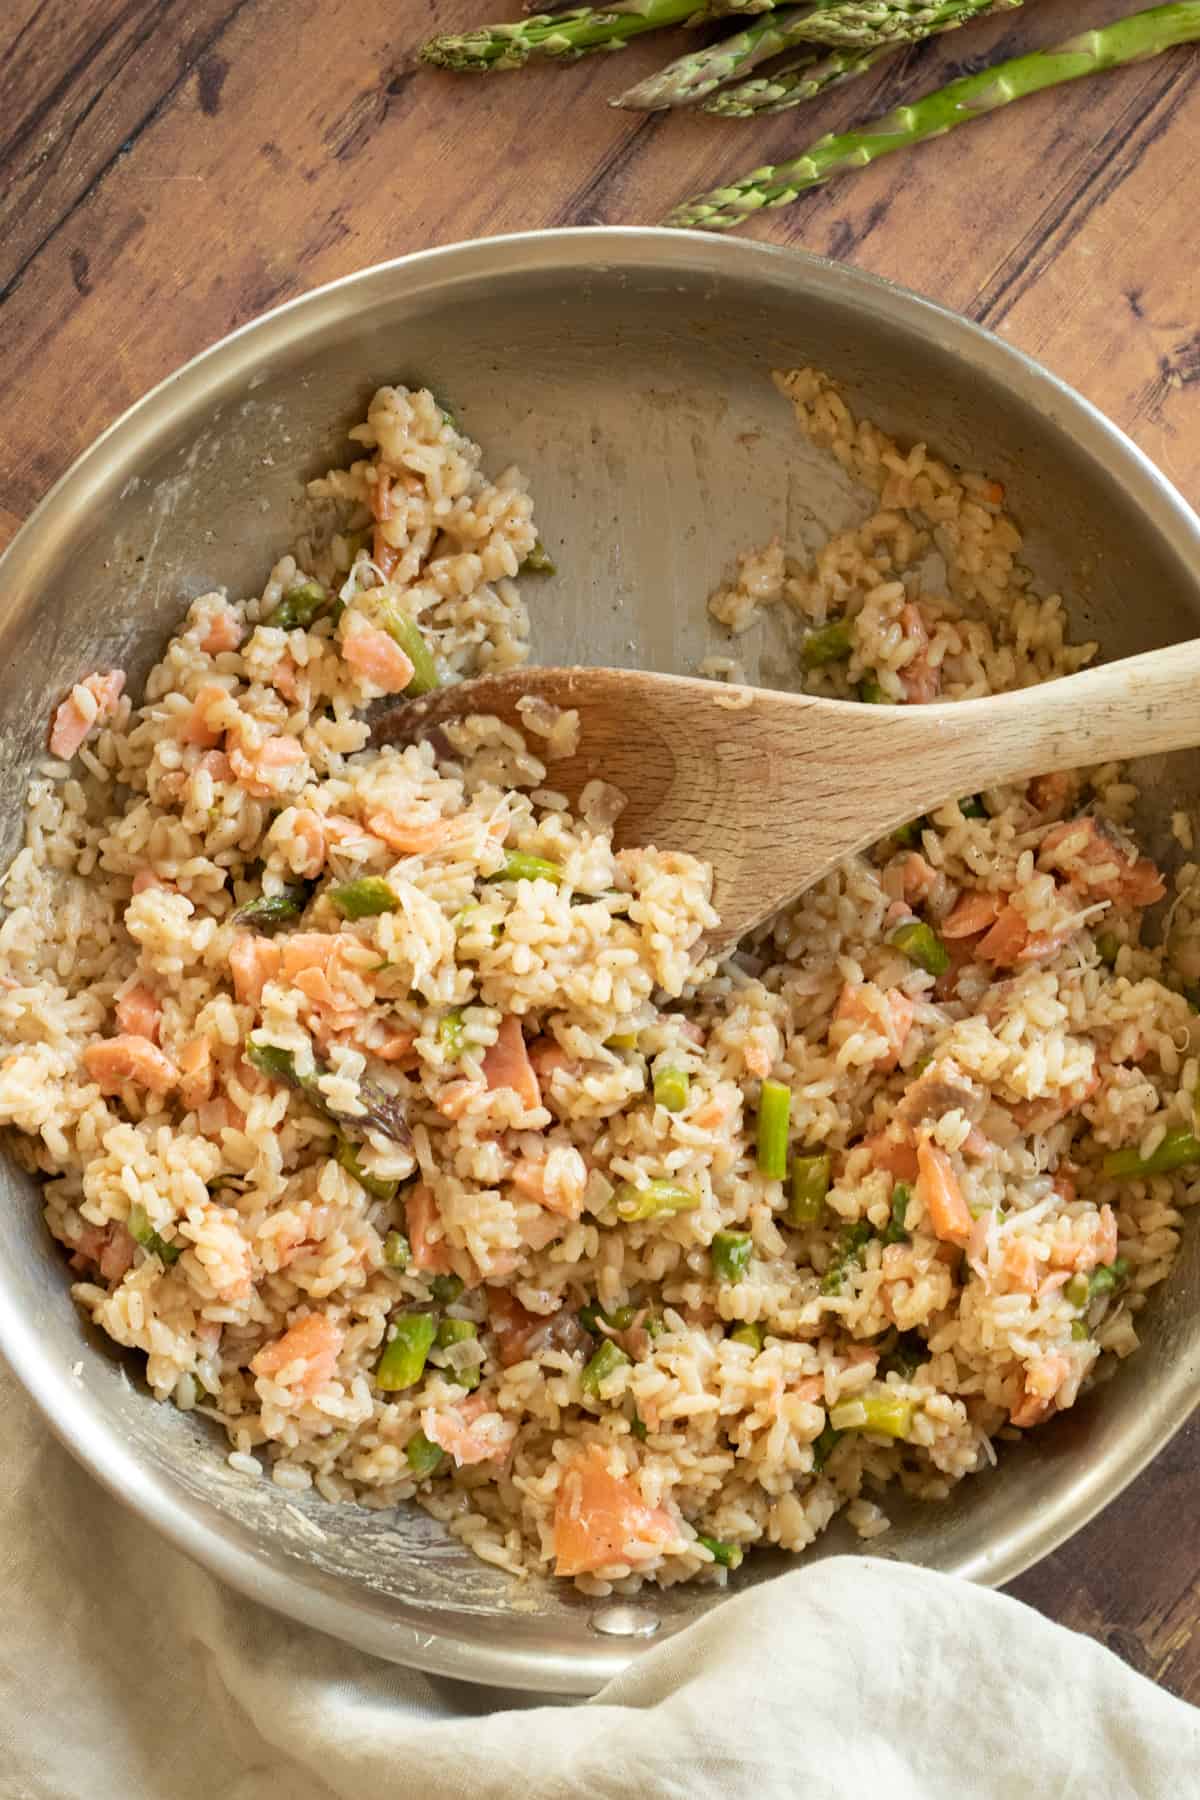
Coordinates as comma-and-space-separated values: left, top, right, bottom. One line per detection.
4, 0, 1200, 1698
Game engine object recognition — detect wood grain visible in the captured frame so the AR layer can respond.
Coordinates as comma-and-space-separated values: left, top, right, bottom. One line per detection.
2, 0, 1200, 1698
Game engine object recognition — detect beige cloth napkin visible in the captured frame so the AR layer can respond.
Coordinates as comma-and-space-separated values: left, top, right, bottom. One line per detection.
3, 1354, 1196, 1799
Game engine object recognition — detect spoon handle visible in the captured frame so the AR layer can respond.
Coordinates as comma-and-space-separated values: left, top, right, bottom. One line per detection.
898, 637, 1200, 801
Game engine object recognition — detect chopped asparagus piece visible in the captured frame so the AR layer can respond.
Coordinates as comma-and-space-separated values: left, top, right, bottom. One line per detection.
245, 1036, 412, 1146
756, 1079, 791, 1179
329, 877, 399, 920
820, 1222, 872, 1295
1103, 1129, 1200, 1178
789, 1153, 832, 1226
728, 1321, 764, 1352
890, 919, 950, 977
233, 882, 310, 933
335, 1138, 400, 1203
429, 1273, 465, 1304
405, 1428, 446, 1477
881, 1182, 912, 1246
653, 1064, 690, 1113
711, 1230, 753, 1283
581, 1337, 632, 1395
486, 851, 564, 885
265, 579, 329, 632
613, 1179, 700, 1222
830, 1390, 915, 1438
375, 1313, 436, 1390
127, 1202, 181, 1265
383, 1230, 411, 1270
801, 620, 854, 668
696, 1533, 744, 1569
376, 598, 441, 696
521, 537, 557, 574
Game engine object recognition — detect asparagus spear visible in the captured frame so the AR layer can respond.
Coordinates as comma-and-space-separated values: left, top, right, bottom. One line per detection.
613, 6, 827, 108
523, 0, 760, 12
798, 0, 1020, 47
703, 41, 891, 115
421, 0, 767, 70
666, 5, 1200, 233
614, 0, 1013, 111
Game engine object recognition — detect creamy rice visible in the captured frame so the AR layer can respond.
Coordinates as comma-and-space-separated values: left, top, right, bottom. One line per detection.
3, 371, 1199, 1592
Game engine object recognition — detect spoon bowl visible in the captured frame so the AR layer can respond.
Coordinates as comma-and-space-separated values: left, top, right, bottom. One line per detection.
378, 642, 1200, 950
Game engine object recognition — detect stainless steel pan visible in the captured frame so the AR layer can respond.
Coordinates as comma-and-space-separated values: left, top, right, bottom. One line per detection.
2, 229, 1199, 1694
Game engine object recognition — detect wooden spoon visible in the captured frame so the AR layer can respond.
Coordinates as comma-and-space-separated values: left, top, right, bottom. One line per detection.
375, 649, 1200, 954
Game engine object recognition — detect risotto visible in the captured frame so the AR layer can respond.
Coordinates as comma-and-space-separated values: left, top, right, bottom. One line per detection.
3, 370, 1198, 1592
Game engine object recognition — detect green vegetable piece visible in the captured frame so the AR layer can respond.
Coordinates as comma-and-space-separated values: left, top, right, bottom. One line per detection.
890, 819, 924, 850
266, 578, 329, 632
1064, 1272, 1091, 1309
1103, 1129, 1200, 1179
233, 882, 309, 934
820, 1222, 872, 1296
486, 851, 564, 886
581, 1338, 632, 1396
245, 1035, 411, 1147
375, 1313, 436, 1391
880, 1332, 927, 1380
859, 1392, 916, 1440
613, 1179, 700, 1223
697, 1533, 744, 1570
438, 1009, 466, 1058
383, 1230, 410, 1270
244, 1039, 296, 1086
789, 1153, 832, 1226
890, 919, 950, 978
605, 1032, 639, 1052
830, 1391, 914, 1439
405, 1428, 445, 1478
728, 1321, 764, 1353
801, 620, 853, 668
711, 1230, 753, 1283
857, 677, 893, 705
1096, 931, 1121, 968
664, 8, 1200, 235
335, 1138, 400, 1204
811, 1421, 843, 1473
329, 877, 399, 920
1088, 1257, 1130, 1299
377, 599, 441, 696
1071, 1318, 1090, 1341
653, 1064, 690, 1113
579, 1301, 638, 1334
521, 537, 557, 575
881, 1182, 912, 1247
756, 1078, 791, 1180
429, 1273, 465, 1304
630, 1411, 648, 1442
959, 796, 988, 820
435, 1317, 478, 1348
127, 1202, 181, 1265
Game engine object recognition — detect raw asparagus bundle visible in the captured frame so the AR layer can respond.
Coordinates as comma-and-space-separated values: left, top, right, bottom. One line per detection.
425, 0, 1009, 76
666, 4, 1200, 231
613, 0, 1018, 109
